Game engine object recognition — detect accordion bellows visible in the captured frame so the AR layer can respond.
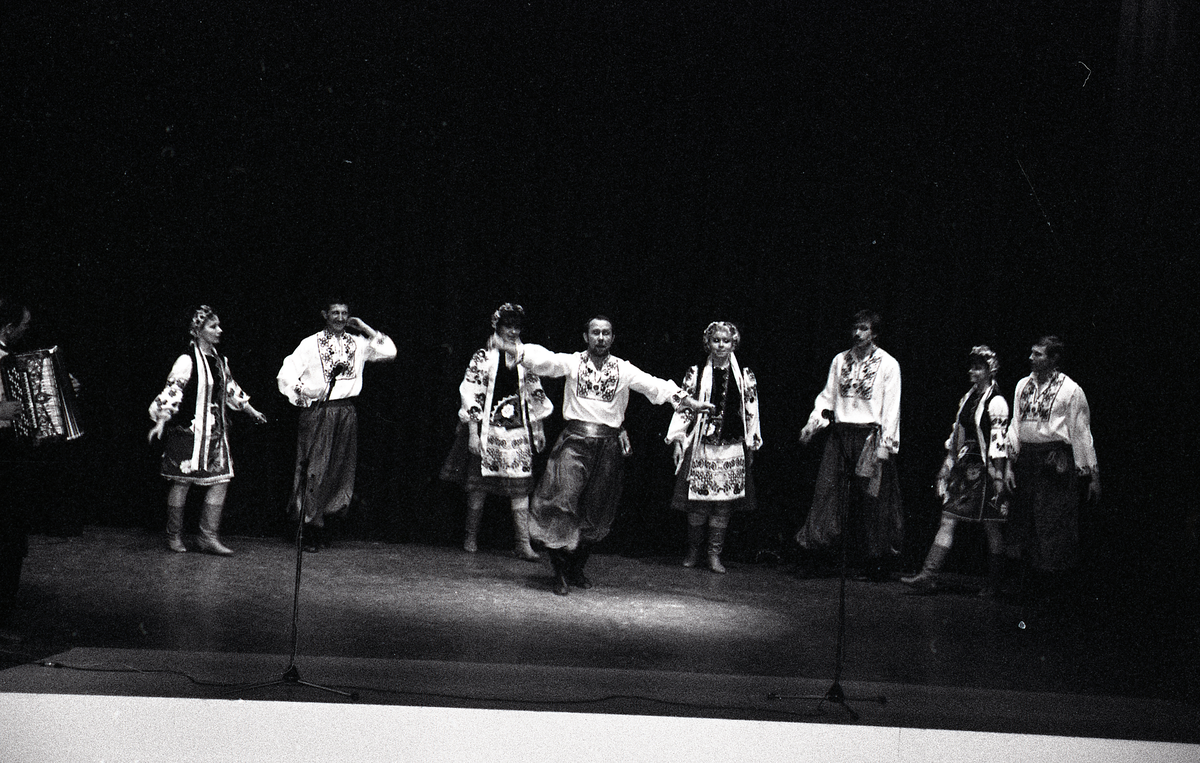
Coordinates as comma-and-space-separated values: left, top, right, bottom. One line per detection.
1, 346, 85, 444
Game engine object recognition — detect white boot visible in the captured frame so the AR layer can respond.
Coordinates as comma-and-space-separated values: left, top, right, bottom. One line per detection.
511, 501, 540, 561
166, 502, 187, 553
198, 501, 233, 556
463, 498, 484, 553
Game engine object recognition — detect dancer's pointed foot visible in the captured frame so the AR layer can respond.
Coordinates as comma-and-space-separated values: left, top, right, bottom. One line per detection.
198, 535, 233, 556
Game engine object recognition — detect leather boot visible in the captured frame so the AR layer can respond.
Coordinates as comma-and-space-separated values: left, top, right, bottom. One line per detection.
321, 513, 338, 548
683, 522, 705, 568
166, 501, 187, 553
548, 548, 570, 596
979, 553, 1005, 598
302, 523, 320, 553
198, 501, 233, 555
567, 545, 592, 589
511, 502, 540, 561
707, 522, 727, 574
463, 499, 484, 553
901, 543, 948, 591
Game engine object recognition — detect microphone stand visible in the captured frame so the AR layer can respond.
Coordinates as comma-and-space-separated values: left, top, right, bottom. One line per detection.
232, 366, 357, 700
769, 415, 886, 719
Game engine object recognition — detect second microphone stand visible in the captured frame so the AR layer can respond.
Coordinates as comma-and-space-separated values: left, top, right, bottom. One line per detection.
233, 368, 357, 700
770, 420, 887, 719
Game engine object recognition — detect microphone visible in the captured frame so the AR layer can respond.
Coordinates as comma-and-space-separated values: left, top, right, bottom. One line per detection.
821, 409, 834, 422
329, 362, 349, 379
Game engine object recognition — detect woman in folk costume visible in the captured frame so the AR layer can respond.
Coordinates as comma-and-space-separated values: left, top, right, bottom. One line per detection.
902, 345, 1009, 595
148, 306, 267, 555
665, 321, 762, 573
440, 303, 553, 560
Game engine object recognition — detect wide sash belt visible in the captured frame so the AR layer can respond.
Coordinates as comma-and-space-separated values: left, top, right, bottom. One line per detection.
564, 420, 621, 439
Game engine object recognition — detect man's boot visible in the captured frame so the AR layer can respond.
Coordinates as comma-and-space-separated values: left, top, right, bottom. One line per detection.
567, 545, 592, 589
979, 553, 1005, 598
548, 548, 570, 596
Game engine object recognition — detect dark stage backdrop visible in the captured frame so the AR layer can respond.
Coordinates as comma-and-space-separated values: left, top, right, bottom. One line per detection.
3, 2, 1195, 603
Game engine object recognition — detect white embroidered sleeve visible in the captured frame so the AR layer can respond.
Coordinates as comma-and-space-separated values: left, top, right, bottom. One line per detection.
277, 340, 323, 408
627, 362, 684, 407
987, 395, 1010, 462
459, 349, 490, 423
149, 355, 193, 422
224, 360, 252, 412
744, 368, 763, 450
365, 332, 398, 362
879, 358, 901, 454
664, 366, 699, 445
1068, 387, 1098, 474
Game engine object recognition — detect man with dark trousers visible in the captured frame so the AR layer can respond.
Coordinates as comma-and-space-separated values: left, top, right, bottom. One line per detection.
1005, 335, 1100, 607
277, 300, 396, 550
795, 310, 903, 581
499, 315, 712, 595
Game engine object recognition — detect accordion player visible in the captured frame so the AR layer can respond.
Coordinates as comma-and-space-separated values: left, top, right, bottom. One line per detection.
0, 346, 85, 445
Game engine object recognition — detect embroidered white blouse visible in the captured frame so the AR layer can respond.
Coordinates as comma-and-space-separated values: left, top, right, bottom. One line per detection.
277, 329, 397, 407
518, 345, 686, 429
664, 357, 762, 451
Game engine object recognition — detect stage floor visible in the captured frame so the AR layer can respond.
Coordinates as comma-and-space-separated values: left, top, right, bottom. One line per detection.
1, 527, 1197, 744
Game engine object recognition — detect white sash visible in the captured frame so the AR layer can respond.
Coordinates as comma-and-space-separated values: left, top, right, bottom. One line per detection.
187, 345, 216, 473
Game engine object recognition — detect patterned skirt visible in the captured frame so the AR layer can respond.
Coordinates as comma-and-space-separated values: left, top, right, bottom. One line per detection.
440, 422, 535, 497
670, 441, 756, 515
942, 441, 1004, 522
160, 424, 234, 486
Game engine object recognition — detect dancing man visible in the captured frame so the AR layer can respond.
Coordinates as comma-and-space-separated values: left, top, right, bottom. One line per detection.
498, 315, 712, 595
277, 300, 396, 550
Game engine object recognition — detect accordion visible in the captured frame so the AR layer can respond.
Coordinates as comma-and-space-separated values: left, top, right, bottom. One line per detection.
1, 346, 85, 445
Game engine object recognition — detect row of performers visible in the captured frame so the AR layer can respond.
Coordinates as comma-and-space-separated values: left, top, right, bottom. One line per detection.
144, 301, 1099, 599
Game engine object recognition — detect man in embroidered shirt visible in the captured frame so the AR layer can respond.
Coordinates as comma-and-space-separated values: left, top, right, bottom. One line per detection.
795, 310, 903, 581
500, 315, 712, 595
1004, 336, 1099, 595
277, 300, 396, 550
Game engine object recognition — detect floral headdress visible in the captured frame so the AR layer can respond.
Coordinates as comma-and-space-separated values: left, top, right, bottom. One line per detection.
969, 345, 1000, 375
491, 303, 525, 330
189, 305, 216, 336
703, 321, 741, 352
